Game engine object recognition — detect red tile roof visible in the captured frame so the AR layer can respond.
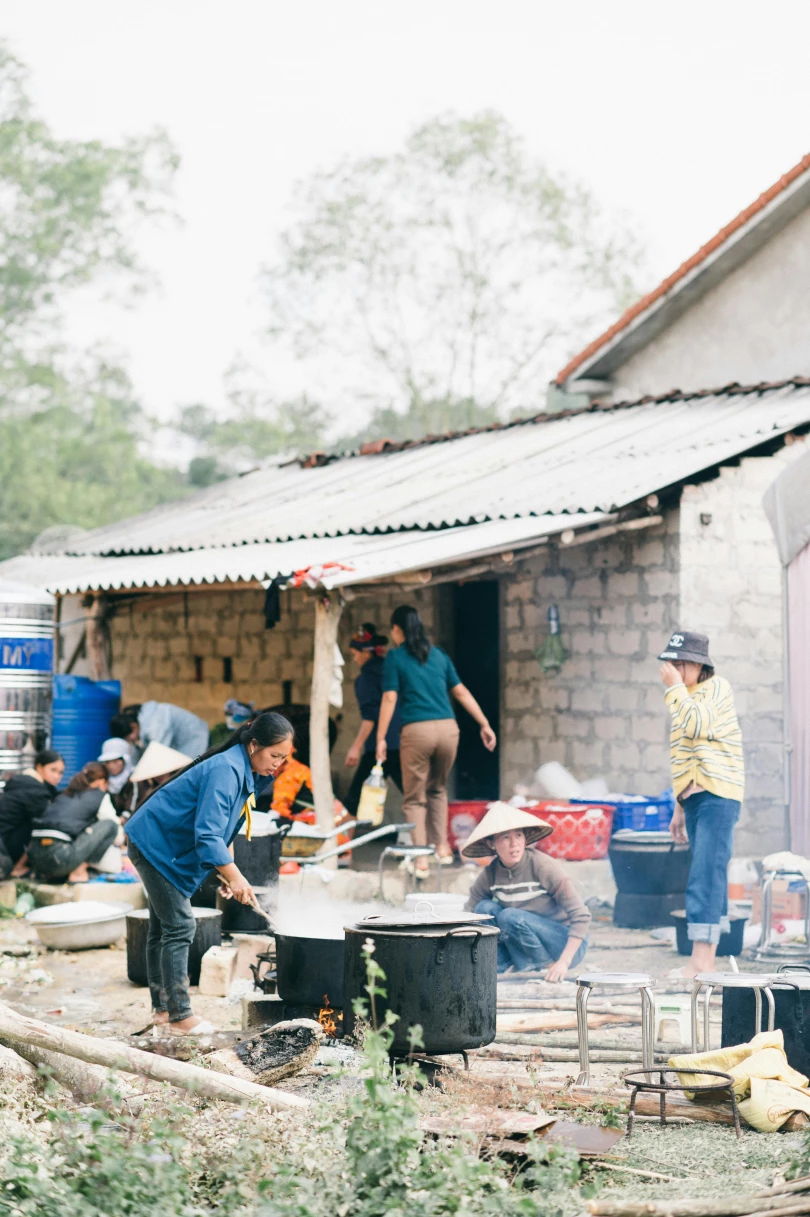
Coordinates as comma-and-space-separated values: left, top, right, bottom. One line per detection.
555, 151, 810, 387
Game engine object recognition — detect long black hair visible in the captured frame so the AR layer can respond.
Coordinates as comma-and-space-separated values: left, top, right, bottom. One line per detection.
391, 604, 431, 665
141, 711, 295, 800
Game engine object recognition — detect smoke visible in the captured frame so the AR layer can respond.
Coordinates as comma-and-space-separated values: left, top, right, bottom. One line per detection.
270, 892, 388, 940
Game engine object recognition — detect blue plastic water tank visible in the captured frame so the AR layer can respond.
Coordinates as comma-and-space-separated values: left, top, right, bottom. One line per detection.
52, 675, 121, 785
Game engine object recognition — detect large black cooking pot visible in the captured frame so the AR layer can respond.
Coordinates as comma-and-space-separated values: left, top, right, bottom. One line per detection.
217, 885, 278, 934
126, 907, 222, 986
343, 915, 499, 1056
275, 932, 345, 1007
192, 821, 291, 909
609, 831, 692, 928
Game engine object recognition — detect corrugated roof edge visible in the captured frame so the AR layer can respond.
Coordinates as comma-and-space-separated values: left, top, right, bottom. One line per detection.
292, 375, 810, 467
553, 151, 810, 386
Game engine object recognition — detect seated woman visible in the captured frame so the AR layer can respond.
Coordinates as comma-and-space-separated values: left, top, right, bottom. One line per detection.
0, 750, 65, 878
28, 762, 119, 883
463, 803, 590, 981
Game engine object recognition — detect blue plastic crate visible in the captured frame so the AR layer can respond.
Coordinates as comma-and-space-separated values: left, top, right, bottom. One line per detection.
571, 791, 675, 833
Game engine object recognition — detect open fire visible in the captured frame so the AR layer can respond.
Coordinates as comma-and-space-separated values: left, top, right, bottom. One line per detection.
318, 994, 342, 1038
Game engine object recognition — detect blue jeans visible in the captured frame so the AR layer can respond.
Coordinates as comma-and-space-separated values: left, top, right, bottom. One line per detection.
128, 840, 196, 1022
683, 791, 740, 944
474, 899, 588, 974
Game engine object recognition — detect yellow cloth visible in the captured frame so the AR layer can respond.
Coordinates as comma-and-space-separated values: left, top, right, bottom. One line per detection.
241, 793, 255, 841
669, 1029, 784, 1091
739, 1078, 810, 1132
726, 1047, 808, 1098
665, 675, 745, 801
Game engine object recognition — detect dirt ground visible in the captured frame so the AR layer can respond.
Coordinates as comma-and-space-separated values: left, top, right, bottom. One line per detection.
0, 882, 800, 1204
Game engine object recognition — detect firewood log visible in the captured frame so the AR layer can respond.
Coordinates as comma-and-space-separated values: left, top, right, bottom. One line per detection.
0, 1000, 307, 1111
207, 1019, 323, 1086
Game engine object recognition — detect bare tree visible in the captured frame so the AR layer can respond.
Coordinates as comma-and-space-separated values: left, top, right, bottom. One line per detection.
262, 111, 645, 428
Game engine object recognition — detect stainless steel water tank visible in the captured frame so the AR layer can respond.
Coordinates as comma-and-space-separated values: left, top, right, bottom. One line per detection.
0, 579, 56, 780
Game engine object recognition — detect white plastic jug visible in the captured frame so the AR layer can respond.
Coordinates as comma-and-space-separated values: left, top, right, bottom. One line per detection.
357, 763, 387, 826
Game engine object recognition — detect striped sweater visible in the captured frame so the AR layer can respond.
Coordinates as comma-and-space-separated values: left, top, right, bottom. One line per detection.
665, 675, 744, 802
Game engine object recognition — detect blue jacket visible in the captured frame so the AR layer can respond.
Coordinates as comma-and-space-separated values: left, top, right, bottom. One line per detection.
125, 745, 263, 897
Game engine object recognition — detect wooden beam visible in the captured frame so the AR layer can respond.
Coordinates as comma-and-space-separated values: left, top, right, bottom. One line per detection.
310, 594, 343, 842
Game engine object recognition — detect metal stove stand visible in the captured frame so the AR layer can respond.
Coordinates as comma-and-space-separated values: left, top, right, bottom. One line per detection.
622, 1067, 741, 1140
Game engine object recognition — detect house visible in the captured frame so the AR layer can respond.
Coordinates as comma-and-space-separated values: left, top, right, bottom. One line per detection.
3, 377, 810, 856
553, 151, 810, 405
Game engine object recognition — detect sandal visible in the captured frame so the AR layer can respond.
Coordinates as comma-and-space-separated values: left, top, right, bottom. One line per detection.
168, 1018, 218, 1037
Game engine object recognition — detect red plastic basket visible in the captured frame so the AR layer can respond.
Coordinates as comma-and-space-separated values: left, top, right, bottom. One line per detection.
447, 800, 490, 853
526, 800, 614, 861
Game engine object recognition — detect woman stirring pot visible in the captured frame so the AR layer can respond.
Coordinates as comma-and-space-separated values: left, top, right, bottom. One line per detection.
125, 712, 293, 1035
376, 605, 496, 875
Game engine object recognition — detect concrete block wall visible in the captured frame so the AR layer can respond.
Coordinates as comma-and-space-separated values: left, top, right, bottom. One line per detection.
678, 439, 807, 855
501, 514, 680, 799
107, 584, 437, 802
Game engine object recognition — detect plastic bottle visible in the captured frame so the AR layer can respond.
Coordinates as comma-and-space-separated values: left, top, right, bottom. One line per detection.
357, 763, 387, 826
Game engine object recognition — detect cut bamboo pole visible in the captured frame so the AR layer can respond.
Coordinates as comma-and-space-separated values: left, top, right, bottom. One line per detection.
0, 1002, 307, 1111
588, 1192, 810, 1217
497, 1012, 638, 1034
752, 1181, 810, 1200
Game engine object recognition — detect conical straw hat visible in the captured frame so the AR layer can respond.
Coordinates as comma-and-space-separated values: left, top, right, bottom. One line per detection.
460, 801, 553, 858
131, 741, 192, 783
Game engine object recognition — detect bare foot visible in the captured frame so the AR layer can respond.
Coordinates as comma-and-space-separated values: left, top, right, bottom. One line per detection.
67, 863, 90, 883
153, 1011, 169, 1025
170, 1015, 206, 1032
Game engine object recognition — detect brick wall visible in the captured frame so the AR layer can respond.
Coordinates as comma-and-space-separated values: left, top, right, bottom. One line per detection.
501, 514, 680, 799
106, 584, 438, 803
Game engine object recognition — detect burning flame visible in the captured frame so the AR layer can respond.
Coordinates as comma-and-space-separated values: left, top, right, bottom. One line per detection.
318, 993, 340, 1038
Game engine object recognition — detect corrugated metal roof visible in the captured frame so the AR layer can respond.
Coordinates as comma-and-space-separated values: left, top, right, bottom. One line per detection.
48, 379, 810, 558
0, 513, 608, 595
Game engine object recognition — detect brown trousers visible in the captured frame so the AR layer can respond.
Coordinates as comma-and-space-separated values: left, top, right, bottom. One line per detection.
399, 718, 460, 850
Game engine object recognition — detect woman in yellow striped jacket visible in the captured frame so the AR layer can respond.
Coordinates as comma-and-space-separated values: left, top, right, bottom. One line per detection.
659, 630, 744, 978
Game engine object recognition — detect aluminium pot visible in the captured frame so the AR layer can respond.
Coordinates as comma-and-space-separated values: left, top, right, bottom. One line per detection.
343, 919, 499, 1056
274, 932, 345, 1007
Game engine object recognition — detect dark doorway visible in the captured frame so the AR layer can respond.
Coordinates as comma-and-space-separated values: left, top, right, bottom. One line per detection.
451, 582, 500, 799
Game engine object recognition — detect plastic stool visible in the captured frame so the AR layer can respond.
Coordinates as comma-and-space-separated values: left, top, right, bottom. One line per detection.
377, 845, 439, 899
575, 972, 655, 1086
654, 995, 692, 1045
691, 972, 775, 1053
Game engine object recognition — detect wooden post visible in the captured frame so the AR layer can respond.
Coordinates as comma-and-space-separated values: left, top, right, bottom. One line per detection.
310, 594, 343, 843
85, 594, 111, 681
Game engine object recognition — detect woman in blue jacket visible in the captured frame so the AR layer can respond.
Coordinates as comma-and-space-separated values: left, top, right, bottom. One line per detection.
125, 711, 293, 1036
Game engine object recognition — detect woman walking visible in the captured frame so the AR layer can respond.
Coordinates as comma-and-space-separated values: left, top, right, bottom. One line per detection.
125, 712, 294, 1035
344, 622, 403, 815
659, 630, 744, 977
376, 605, 496, 873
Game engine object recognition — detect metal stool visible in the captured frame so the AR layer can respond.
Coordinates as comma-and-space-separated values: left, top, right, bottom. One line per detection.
575, 972, 655, 1086
377, 845, 440, 898
757, 870, 810, 960
691, 971, 775, 1052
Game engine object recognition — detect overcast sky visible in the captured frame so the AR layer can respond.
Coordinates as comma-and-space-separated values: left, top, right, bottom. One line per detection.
4, 0, 810, 432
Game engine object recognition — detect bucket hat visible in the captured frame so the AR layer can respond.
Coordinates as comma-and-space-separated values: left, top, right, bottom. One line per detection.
131, 741, 192, 783
658, 630, 714, 667
460, 801, 553, 858
97, 738, 134, 765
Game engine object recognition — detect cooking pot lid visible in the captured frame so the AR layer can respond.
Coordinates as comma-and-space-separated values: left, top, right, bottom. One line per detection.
349, 903, 494, 931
